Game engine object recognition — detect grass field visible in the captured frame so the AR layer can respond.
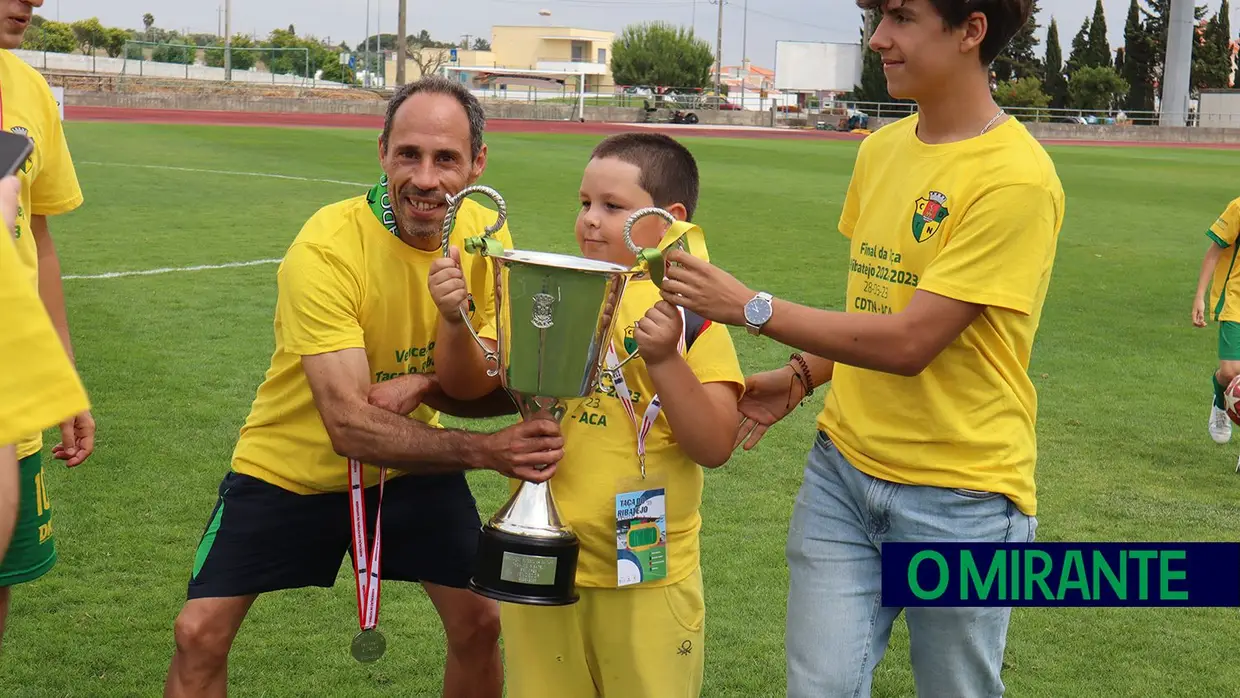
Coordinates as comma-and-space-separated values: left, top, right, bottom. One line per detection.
1, 120, 1238, 697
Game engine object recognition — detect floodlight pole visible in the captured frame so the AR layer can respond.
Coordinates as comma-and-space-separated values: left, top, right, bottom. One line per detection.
715, 0, 724, 100
1159, 0, 1193, 127
224, 0, 232, 81
397, 0, 407, 85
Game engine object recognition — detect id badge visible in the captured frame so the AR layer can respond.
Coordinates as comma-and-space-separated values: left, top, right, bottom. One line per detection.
616, 484, 668, 587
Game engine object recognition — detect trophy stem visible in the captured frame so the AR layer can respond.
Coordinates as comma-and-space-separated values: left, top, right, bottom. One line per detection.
468, 390, 581, 606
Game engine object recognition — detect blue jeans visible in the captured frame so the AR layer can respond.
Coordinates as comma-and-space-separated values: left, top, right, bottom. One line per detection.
785, 432, 1037, 698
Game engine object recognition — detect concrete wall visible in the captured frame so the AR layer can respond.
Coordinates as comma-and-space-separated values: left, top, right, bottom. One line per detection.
15, 49, 343, 88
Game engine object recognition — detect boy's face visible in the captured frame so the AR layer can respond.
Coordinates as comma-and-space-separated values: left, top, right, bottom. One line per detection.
576, 156, 686, 268
868, 0, 985, 101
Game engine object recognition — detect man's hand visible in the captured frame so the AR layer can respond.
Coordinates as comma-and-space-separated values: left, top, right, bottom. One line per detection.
1193, 296, 1207, 328
429, 246, 468, 325
52, 410, 95, 467
659, 249, 754, 326
734, 368, 802, 452
1, 176, 19, 236
368, 373, 437, 415
472, 419, 565, 483
635, 301, 683, 365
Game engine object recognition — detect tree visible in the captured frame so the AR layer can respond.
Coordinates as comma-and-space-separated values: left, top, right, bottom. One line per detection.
407, 44, 450, 77
151, 40, 195, 64
206, 34, 257, 70
1065, 17, 1092, 75
994, 0, 1042, 81
20, 20, 76, 54
472, 37, 491, 51
142, 13, 154, 39
853, 10, 893, 102
994, 76, 1052, 110
609, 21, 714, 89
1140, 0, 1209, 88
102, 27, 129, 58
1122, 0, 1156, 119
70, 17, 105, 56
1043, 18, 1068, 108
1192, 0, 1232, 90
1068, 65, 1130, 111
1085, 0, 1112, 67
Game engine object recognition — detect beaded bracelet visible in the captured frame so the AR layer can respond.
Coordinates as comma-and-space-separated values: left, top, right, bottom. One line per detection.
787, 353, 815, 407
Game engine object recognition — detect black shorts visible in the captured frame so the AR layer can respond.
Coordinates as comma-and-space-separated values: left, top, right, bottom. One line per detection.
186, 470, 482, 599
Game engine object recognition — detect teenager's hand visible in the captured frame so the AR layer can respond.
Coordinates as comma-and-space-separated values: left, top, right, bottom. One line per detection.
1193, 297, 1207, 328
660, 249, 752, 326
734, 367, 803, 451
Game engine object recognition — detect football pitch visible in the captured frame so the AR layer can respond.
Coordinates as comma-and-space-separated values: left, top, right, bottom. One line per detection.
2, 120, 1238, 697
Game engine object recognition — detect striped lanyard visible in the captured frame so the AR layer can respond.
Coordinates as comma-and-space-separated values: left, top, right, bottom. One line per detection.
347, 458, 385, 635
604, 305, 687, 480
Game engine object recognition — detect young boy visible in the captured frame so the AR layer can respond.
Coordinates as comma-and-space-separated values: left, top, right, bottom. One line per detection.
428, 133, 746, 697
1192, 195, 1240, 450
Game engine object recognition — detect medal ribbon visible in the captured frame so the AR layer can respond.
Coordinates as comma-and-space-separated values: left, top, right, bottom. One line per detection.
348, 458, 385, 632
605, 306, 688, 479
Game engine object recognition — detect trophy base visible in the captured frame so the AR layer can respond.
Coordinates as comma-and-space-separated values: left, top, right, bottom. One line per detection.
468, 526, 580, 606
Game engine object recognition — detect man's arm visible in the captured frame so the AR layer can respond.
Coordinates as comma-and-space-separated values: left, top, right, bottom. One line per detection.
759, 291, 983, 377
367, 372, 518, 419
33, 216, 73, 360
303, 347, 562, 480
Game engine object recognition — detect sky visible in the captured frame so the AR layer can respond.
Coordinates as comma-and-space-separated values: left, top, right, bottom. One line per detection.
35, 0, 1240, 70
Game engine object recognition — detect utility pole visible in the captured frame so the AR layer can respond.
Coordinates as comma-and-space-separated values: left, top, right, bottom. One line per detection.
740, 0, 748, 109
396, 0, 407, 85
224, 0, 232, 81
714, 0, 724, 100
364, 0, 371, 87
462, 34, 473, 49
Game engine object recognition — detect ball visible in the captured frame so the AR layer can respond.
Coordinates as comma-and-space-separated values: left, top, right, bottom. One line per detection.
1225, 374, 1240, 426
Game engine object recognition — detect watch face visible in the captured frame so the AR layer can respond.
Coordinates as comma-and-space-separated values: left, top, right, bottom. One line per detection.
745, 297, 772, 325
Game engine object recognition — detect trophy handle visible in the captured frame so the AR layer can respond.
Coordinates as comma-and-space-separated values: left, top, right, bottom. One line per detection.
623, 207, 677, 288
442, 184, 508, 258
440, 185, 508, 377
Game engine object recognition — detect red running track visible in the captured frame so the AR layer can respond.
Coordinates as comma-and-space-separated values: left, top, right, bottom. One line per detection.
65, 105, 1240, 149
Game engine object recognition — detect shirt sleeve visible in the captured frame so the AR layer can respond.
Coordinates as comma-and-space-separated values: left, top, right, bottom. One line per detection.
29, 78, 83, 217
275, 241, 366, 356
1208, 200, 1240, 248
838, 142, 867, 240
0, 231, 89, 445
917, 182, 1061, 316
684, 321, 746, 397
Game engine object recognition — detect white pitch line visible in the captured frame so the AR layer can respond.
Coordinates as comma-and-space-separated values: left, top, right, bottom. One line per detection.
76, 161, 369, 188
62, 258, 282, 280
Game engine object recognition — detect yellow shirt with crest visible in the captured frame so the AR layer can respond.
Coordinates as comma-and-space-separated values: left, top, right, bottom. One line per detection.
1206, 197, 1240, 322
530, 279, 745, 589
0, 224, 89, 448
230, 194, 509, 493
0, 50, 85, 459
817, 114, 1064, 517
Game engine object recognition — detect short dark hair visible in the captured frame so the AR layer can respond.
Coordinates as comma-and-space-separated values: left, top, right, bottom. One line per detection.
857, 0, 1033, 65
589, 133, 700, 222
381, 76, 486, 159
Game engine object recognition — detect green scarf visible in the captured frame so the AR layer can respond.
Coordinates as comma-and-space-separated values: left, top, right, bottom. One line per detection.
366, 174, 400, 237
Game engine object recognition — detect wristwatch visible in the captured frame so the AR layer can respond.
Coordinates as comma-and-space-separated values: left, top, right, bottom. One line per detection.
743, 291, 774, 335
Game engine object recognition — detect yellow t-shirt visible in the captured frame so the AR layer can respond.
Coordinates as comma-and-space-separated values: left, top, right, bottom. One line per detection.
231, 194, 510, 493
817, 114, 1064, 517
0, 226, 89, 448
1, 50, 85, 458
1206, 197, 1240, 322
535, 280, 745, 589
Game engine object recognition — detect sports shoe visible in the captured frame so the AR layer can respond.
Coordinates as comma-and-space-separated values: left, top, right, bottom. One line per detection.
1209, 404, 1233, 444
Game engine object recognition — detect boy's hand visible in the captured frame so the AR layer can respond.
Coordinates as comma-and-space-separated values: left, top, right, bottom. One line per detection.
635, 301, 683, 365
429, 247, 468, 325
1193, 297, 1207, 328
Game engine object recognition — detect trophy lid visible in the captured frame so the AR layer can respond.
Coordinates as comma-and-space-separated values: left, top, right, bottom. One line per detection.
499, 249, 631, 274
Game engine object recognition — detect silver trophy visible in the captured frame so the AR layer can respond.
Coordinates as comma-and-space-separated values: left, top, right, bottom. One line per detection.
439, 186, 676, 605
